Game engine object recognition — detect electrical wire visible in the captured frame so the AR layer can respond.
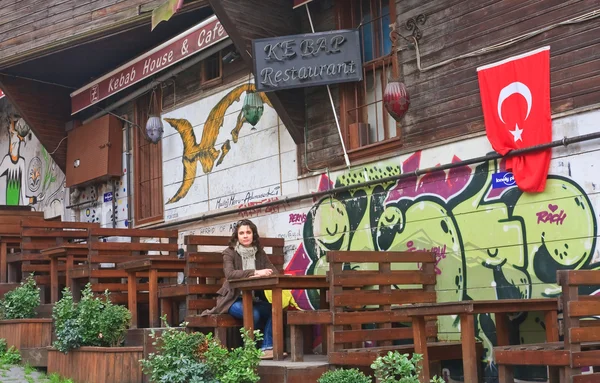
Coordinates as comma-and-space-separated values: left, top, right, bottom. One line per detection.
408, 9, 600, 72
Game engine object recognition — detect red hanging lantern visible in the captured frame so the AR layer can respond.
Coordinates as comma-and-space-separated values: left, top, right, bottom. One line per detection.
383, 80, 410, 122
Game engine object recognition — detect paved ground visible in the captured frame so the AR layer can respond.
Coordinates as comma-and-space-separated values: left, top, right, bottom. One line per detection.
0, 366, 49, 382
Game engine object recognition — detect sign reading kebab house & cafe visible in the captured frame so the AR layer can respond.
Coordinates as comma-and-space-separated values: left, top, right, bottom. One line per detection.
252, 29, 363, 92
70, 15, 228, 114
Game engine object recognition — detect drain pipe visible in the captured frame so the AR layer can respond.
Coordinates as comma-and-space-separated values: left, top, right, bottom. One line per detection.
155, 130, 600, 228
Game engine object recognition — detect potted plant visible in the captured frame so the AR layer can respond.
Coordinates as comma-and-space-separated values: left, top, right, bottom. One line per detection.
371, 352, 445, 383
0, 275, 52, 367
141, 317, 263, 383
47, 283, 139, 383
318, 367, 372, 383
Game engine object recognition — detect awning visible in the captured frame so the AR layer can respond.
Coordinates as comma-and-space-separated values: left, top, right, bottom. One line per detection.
70, 14, 228, 115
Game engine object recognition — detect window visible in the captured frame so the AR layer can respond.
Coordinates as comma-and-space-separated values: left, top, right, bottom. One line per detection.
201, 51, 222, 87
133, 91, 164, 226
337, 0, 400, 159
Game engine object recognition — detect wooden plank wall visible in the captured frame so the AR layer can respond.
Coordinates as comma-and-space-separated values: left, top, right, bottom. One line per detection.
398, 0, 600, 147
297, 0, 346, 172
0, 0, 167, 68
302, 0, 600, 170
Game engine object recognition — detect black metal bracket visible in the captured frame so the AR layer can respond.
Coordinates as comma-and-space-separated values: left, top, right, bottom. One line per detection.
405, 14, 427, 42
390, 13, 427, 48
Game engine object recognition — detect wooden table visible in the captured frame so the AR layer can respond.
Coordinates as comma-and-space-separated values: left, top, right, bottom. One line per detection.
118, 258, 186, 328
228, 275, 328, 361
43, 243, 89, 303
392, 298, 559, 383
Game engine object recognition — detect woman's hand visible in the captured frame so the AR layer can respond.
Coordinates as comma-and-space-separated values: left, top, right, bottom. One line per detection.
252, 269, 274, 277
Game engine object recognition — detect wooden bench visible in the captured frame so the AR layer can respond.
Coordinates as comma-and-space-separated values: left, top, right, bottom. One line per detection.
495, 269, 600, 383
324, 250, 478, 370
7, 220, 99, 302
161, 235, 283, 345
0, 209, 45, 283
69, 227, 178, 305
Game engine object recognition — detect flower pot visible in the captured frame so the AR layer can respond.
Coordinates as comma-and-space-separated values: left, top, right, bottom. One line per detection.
47, 346, 144, 383
0, 318, 52, 366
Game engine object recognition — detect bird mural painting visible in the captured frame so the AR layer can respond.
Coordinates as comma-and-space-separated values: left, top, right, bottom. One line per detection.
164, 83, 271, 204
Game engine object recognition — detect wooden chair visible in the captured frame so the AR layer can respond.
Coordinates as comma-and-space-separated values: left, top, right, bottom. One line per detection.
324, 250, 479, 371
162, 235, 284, 345
0, 210, 45, 283
10, 220, 99, 303
495, 269, 600, 383
69, 227, 178, 305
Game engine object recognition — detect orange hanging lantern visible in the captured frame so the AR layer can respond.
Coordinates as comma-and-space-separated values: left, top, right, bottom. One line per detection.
383, 80, 410, 122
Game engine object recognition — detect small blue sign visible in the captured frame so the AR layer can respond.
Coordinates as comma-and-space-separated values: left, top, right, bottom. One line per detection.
492, 171, 516, 189
103, 192, 113, 203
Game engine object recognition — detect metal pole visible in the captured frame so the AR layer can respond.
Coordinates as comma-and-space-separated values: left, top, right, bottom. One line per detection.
305, 4, 351, 168
154, 130, 600, 228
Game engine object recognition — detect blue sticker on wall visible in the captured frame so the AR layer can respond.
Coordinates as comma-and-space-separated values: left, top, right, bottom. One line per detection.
103, 192, 113, 203
492, 171, 516, 189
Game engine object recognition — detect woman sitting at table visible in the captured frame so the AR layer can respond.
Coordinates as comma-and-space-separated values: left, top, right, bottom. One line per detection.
201, 219, 278, 359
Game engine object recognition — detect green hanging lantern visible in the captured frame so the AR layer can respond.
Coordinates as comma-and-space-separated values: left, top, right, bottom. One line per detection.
242, 91, 264, 127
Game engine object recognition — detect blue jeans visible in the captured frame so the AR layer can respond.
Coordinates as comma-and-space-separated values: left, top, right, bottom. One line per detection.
228, 298, 273, 350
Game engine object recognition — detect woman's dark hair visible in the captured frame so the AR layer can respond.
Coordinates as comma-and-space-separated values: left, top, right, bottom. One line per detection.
229, 219, 262, 250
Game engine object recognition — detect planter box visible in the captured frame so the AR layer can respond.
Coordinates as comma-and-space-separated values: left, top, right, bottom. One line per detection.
0, 318, 52, 366
48, 346, 144, 383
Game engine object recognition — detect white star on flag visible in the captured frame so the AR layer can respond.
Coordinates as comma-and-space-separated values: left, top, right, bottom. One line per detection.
509, 123, 523, 142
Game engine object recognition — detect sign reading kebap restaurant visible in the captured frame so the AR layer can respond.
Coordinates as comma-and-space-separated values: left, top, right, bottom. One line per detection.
253, 30, 363, 92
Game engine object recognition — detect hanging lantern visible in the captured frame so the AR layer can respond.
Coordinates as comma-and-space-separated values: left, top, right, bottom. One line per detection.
145, 89, 163, 144
242, 91, 264, 127
145, 116, 164, 144
383, 80, 410, 122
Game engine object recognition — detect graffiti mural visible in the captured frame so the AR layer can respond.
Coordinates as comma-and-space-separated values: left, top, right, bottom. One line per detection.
164, 83, 271, 204
0, 112, 65, 216
285, 150, 597, 381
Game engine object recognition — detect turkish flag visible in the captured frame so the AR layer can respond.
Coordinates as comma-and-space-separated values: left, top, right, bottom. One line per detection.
477, 46, 552, 192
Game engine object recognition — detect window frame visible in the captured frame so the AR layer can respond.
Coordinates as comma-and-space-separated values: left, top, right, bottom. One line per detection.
133, 90, 165, 227
200, 51, 223, 88
336, 0, 401, 161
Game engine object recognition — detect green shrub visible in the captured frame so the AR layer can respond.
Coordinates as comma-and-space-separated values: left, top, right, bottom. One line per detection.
52, 284, 131, 353
0, 338, 21, 365
318, 368, 372, 383
370, 352, 444, 383
140, 317, 217, 383
0, 275, 40, 319
202, 328, 263, 383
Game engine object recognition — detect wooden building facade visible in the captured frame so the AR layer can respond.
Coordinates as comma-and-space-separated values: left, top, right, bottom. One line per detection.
1, 1, 600, 382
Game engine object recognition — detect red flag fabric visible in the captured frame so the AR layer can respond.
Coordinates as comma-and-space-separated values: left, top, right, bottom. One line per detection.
477, 46, 552, 193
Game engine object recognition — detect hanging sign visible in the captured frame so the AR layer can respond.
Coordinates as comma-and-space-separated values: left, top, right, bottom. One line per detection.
70, 15, 228, 115
252, 29, 362, 92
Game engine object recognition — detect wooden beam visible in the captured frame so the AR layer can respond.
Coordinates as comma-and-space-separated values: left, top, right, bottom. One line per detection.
208, 0, 305, 143
0, 74, 71, 172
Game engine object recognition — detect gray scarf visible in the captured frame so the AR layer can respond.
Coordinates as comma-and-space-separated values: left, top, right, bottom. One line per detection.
236, 243, 257, 271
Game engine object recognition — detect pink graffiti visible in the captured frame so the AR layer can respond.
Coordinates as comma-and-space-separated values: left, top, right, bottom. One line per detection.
386, 151, 472, 205
289, 213, 307, 225
237, 197, 280, 218
408, 240, 447, 275
536, 204, 566, 225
